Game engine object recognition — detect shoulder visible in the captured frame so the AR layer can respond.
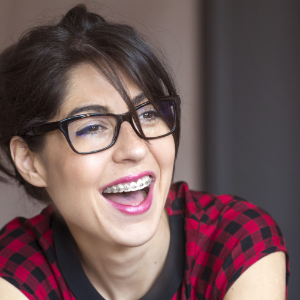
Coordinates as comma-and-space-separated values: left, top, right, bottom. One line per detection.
167, 182, 289, 299
0, 206, 57, 299
167, 182, 285, 237
0, 277, 29, 299
224, 251, 286, 300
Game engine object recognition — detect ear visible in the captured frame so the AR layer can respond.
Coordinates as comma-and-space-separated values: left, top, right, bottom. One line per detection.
10, 136, 47, 187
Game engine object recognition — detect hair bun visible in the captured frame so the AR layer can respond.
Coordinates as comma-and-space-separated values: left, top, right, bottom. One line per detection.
59, 4, 106, 34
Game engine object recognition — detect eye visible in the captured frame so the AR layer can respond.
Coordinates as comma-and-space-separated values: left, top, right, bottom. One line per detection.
138, 108, 160, 122
140, 111, 157, 118
76, 123, 106, 136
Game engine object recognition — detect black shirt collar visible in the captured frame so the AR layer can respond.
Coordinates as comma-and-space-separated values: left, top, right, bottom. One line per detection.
52, 213, 185, 300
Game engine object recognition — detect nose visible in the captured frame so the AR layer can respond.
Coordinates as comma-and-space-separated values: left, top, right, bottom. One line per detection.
111, 121, 149, 163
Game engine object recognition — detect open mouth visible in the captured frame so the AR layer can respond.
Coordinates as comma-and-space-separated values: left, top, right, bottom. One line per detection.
102, 175, 152, 207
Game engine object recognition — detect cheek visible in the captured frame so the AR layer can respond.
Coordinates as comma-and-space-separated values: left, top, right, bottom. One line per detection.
150, 135, 175, 176
50, 156, 105, 187
40, 136, 111, 202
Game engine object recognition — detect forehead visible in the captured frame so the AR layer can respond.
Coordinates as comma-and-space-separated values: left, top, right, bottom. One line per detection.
58, 64, 142, 119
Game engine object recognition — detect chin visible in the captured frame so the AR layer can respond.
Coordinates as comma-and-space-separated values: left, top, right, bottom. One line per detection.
112, 215, 162, 248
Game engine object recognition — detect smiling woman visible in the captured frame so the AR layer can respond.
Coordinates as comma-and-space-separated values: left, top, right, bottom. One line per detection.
0, 4, 289, 300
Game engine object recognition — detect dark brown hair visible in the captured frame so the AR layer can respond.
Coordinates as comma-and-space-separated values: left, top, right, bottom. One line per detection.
0, 4, 180, 203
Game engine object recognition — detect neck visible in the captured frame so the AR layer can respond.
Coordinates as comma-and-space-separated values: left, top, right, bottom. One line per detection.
68, 210, 170, 300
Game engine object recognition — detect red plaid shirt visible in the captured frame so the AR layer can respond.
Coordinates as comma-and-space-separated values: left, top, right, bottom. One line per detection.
167, 182, 289, 299
0, 182, 289, 299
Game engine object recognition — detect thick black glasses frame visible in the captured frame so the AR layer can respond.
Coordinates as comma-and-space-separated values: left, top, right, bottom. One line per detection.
27, 96, 180, 154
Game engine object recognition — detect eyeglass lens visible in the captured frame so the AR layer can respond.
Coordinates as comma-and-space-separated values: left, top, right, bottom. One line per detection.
68, 100, 176, 153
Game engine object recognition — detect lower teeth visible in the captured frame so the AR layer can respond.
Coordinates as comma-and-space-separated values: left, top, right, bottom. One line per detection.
141, 190, 147, 199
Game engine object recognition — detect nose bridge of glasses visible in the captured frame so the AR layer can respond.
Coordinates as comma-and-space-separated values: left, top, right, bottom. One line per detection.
118, 111, 143, 138
119, 111, 132, 124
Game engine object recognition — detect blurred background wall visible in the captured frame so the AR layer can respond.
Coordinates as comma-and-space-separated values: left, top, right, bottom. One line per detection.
203, 1, 300, 298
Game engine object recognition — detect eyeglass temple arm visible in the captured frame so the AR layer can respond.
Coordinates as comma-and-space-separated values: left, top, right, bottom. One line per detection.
27, 121, 60, 136
26, 96, 181, 136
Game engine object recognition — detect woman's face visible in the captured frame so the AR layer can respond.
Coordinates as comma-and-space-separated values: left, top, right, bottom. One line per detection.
37, 64, 175, 247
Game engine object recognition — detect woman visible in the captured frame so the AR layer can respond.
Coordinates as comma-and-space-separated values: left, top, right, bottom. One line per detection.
0, 4, 288, 300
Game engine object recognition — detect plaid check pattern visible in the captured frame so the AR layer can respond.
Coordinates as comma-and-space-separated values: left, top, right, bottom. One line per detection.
0, 205, 76, 300
0, 182, 289, 300
166, 182, 289, 300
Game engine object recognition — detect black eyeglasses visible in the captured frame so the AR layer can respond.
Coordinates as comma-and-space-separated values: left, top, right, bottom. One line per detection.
27, 96, 180, 154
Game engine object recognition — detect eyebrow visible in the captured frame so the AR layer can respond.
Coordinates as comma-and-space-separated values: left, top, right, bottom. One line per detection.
66, 105, 109, 118
66, 93, 146, 118
132, 93, 146, 106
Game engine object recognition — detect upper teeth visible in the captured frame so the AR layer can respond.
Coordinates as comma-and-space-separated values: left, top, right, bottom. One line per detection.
103, 175, 152, 194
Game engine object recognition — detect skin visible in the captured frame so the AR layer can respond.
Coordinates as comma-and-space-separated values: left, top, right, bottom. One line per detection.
224, 252, 286, 300
0, 278, 29, 300
4, 64, 286, 300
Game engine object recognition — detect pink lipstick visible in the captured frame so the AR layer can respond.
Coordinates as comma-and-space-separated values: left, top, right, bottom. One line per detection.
101, 172, 154, 215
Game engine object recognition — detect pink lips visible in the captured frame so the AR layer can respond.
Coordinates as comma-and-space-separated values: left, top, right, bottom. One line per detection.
101, 172, 154, 215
